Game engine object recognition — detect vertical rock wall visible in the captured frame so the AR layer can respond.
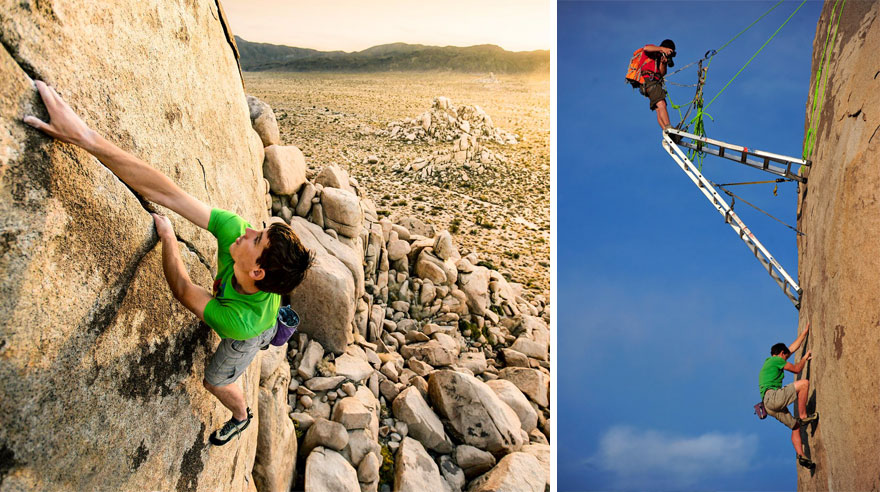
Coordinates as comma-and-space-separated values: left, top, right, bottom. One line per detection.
0, 1, 268, 490
797, 2, 880, 489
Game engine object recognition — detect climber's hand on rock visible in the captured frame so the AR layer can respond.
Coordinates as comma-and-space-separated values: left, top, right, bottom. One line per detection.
152, 213, 174, 239
23, 80, 97, 149
803, 350, 812, 362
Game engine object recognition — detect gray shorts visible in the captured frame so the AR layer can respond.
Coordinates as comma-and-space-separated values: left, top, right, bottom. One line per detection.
204, 325, 277, 386
763, 383, 798, 429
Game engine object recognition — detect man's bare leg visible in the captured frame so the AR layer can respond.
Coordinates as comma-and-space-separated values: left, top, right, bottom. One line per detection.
795, 379, 810, 419
203, 380, 248, 421
655, 100, 671, 129
791, 424, 803, 456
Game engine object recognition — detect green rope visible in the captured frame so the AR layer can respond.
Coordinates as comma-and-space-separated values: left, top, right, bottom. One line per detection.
713, 0, 786, 56
665, 0, 785, 81
704, 0, 809, 110
803, 0, 847, 161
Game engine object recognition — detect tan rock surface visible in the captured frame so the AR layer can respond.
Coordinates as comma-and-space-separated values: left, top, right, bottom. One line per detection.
797, 2, 880, 490
254, 357, 297, 492
0, 2, 267, 489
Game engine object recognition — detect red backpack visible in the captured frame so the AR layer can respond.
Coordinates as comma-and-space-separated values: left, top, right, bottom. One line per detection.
625, 48, 659, 87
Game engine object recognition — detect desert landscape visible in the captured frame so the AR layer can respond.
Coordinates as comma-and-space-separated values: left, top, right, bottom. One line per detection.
242, 71, 550, 300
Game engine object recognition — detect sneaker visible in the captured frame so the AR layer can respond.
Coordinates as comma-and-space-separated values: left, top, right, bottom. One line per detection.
797, 412, 819, 427
209, 408, 252, 446
797, 455, 815, 468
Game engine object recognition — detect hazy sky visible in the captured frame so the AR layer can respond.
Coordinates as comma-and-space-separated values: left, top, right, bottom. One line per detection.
221, 0, 551, 52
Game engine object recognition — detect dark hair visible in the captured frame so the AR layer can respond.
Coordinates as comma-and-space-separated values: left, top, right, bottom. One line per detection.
255, 223, 315, 295
660, 39, 676, 51
770, 343, 790, 356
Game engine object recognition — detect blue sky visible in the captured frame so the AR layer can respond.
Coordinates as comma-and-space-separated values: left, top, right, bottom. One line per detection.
557, 1, 822, 490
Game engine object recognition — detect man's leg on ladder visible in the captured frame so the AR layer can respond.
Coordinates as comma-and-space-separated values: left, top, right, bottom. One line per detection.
656, 100, 671, 130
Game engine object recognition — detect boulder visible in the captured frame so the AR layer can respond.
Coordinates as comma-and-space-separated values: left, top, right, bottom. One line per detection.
331, 397, 372, 430
500, 348, 530, 368
396, 216, 435, 238
457, 266, 491, 315
291, 216, 365, 298
387, 240, 412, 261
260, 344, 288, 382
247, 95, 281, 146
454, 445, 496, 479
315, 165, 354, 194
510, 337, 548, 361
296, 182, 317, 217
392, 387, 454, 453
415, 254, 448, 285
457, 352, 487, 375
357, 450, 380, 483
466, 453, 544, 492
321, 187, 363, 239
334, 354, 373, 382
298, 339, 325, 380
518, 315, 550, 349
486, 379, 538, 433
341, 428, 381, 468
302, 418, 349, 456
428, 371, 524, 454
254, 357, 297, 492
305, 447, 360, 492
288, 218, 358, 354
498, 368, 550, 408
433, 231, 459, 261
393, 437, 452, 492
306, 376, 346, 392
400, 339, 458, 367
520, 444, 551, 489
263, 145, 307, 195
438, 455, 465, 492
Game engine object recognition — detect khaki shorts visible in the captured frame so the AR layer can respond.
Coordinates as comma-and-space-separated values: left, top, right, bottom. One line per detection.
204, 325, 277, 386
763, 383, 798, 429
641, 79, 667, 111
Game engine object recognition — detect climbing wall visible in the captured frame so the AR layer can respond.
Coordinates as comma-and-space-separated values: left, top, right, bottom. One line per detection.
796, 1, 880, 489
0, 1, 268, 490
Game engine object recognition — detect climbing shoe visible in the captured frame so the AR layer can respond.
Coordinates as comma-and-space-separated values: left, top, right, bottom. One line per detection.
209, 407, 253, 446
797, 412, 819, 427
797, 455, 815, 469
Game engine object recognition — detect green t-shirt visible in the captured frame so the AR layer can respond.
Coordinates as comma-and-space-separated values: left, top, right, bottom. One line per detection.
203, 209, 280, 340
758, 356, 787, 399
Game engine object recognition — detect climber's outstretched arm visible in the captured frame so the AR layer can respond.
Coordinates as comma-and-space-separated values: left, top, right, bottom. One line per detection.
23, 80, 211, 230
788, 322, 810, 354
153, 214, 211, 320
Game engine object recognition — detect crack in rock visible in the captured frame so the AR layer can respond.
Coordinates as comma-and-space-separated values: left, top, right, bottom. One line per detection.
82, 235, 158, 337
175, 235, 214, 277
0, 30, 41, 83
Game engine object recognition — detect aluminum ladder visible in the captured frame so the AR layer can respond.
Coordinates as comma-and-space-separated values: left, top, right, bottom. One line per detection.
661, 130, 802, 309
664, 128, 811, 182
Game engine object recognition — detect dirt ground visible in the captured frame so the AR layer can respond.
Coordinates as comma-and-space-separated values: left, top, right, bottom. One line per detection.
243, 71, 550, 299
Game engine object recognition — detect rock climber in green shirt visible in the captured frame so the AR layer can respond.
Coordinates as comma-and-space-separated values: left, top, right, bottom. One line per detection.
25, 80, 314, 446
758, 322, 818, 468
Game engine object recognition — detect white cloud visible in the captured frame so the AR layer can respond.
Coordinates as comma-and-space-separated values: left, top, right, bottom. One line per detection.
589, 426, 758, 490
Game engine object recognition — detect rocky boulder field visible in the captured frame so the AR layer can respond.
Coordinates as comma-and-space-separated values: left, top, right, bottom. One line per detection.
242, 71, 550, 300
247, 91, 551, 492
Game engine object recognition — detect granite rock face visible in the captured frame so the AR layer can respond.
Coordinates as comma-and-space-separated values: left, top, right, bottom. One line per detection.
797, 3, 880, 490
0, 1, 268, 490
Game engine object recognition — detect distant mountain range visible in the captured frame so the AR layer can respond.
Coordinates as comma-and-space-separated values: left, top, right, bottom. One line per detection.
235, 36, 549, 74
